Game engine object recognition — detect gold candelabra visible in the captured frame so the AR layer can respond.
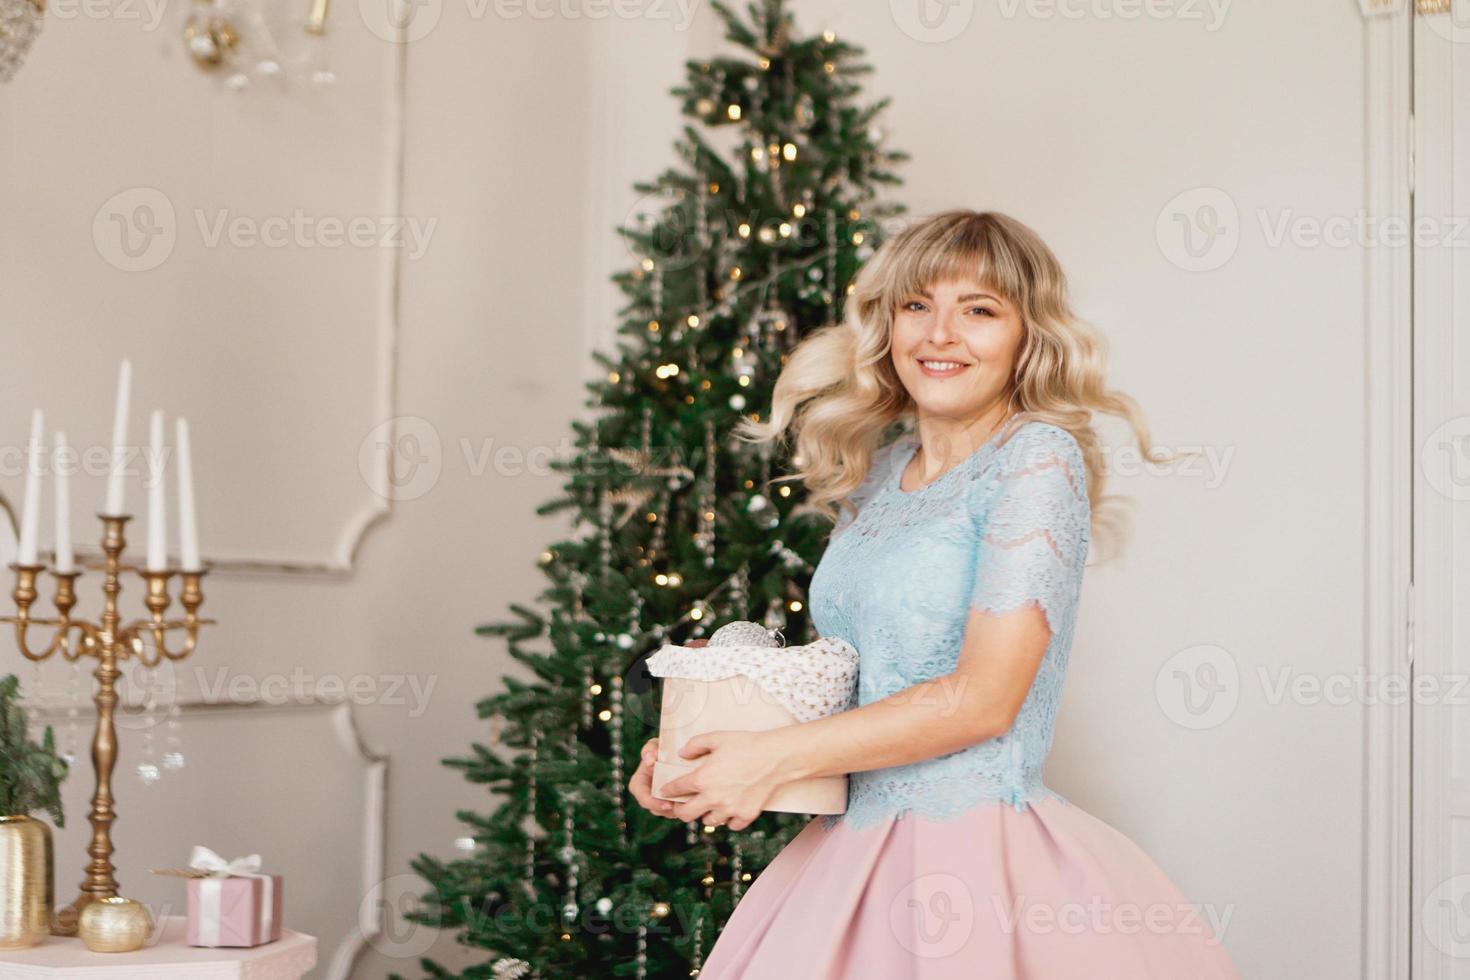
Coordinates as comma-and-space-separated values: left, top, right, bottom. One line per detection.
1, 513, 213, 936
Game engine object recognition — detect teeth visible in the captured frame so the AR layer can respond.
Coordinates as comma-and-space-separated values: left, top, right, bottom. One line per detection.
920, 360, 964, 370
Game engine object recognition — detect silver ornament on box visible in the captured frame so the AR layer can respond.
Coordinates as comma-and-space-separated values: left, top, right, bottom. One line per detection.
708, 620, 783, 648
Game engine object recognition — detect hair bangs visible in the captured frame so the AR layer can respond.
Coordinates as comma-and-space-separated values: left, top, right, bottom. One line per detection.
882, 218, 1028, 314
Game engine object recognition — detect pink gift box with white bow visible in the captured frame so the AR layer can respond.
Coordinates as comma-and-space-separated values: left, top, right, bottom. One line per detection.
176, 845, 284, 948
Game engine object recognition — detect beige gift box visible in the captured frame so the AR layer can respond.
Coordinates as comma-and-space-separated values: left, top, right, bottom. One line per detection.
645, 622, 858, 816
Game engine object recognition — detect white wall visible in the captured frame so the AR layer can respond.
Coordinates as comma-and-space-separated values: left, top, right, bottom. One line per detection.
0, 1, 1374, 977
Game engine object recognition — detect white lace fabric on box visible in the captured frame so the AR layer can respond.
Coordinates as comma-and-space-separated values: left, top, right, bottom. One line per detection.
646, 626, 859, 725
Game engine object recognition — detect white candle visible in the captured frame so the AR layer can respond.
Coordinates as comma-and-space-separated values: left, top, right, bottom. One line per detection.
175, 417, 200, 572
146, 409, 167, 571
54, 430, 74, 573
16, 409, 44, 566
105, 359, 132, 516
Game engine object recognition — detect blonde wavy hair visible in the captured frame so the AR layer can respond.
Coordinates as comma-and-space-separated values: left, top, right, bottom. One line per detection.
734, 208, 1174, 560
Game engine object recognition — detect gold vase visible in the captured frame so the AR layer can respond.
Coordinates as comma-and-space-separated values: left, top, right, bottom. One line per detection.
78, 896, 152, 953
0, 815, 54, 949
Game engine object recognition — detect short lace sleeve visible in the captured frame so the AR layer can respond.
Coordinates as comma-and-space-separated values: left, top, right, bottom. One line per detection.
968, 423, 1091, 638
832, 436, 906, 535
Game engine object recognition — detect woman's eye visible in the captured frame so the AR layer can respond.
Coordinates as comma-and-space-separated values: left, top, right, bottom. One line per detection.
902, 301, 926, 313
968, 307, 995, 317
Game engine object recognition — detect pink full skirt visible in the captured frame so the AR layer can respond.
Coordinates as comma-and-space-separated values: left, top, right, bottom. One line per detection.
699, 796, 1240, 979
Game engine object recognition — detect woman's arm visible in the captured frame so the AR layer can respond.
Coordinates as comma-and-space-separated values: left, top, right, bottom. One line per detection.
773, 603, 1051, 782
660, 603, 1051, 827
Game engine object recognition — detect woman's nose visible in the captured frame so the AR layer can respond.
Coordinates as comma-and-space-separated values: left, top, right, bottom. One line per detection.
927, 308, 960, 344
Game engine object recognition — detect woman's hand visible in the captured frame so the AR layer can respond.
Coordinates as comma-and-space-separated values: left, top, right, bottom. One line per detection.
627, 737, 677, 818
626, 636, 714, 821
657, 729, 789, 831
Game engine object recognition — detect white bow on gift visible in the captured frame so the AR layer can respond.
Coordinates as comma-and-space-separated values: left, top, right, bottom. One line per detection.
188, 845, 263, 878
186, 846, 276, 945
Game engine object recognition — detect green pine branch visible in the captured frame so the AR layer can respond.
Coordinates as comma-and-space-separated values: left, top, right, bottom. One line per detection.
0, 674, 68, 827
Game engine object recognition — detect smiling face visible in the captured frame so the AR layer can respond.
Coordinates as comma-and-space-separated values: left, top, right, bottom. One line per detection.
889, 275, 1026, 432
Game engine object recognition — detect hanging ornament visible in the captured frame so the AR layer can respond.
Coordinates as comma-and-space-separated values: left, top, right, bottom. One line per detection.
754, 14, 791, 57
691, 915, 706, 974
609, 674, 627, 843
795, 92, 816, 130
561, 797, 580, 923
694, 420, 718, 566
601, 447, 694, 529
738, 565, 754, 618
491, 957, 531, 980
580, 660, 594, 729
763, 595, 787, 632
747, 492, 779, 531
694, 181, 710, 252
162, 699, 185, 771
524, 729, 540, 891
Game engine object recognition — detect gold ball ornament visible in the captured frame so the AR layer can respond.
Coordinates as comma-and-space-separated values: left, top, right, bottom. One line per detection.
78, 896, 153, 953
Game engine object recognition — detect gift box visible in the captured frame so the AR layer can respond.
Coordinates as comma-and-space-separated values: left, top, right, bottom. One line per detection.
154, 846, 284, 948
645, 620, 858, 815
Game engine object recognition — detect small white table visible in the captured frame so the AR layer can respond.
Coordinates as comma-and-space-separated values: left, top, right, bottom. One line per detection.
0, 916, 316, 979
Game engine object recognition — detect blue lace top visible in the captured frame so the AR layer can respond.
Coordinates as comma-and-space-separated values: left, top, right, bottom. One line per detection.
808, 419, 1092, 831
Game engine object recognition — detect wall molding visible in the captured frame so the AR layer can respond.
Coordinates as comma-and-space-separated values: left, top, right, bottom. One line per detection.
24, 696, 390, 980
1362, 7, 1414, 980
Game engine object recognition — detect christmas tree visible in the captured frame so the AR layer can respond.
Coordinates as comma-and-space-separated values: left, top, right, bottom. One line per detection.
400, 2, 906, 976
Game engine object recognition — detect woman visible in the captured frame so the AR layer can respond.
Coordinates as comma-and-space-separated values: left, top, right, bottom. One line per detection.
627, 209, 1240, 977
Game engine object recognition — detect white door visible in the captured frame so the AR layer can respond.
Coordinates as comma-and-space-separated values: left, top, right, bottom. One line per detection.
1414, 4, 1470, 978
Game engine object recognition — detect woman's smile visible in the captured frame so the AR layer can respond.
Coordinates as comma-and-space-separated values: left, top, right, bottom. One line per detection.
916, 356, 971, 378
